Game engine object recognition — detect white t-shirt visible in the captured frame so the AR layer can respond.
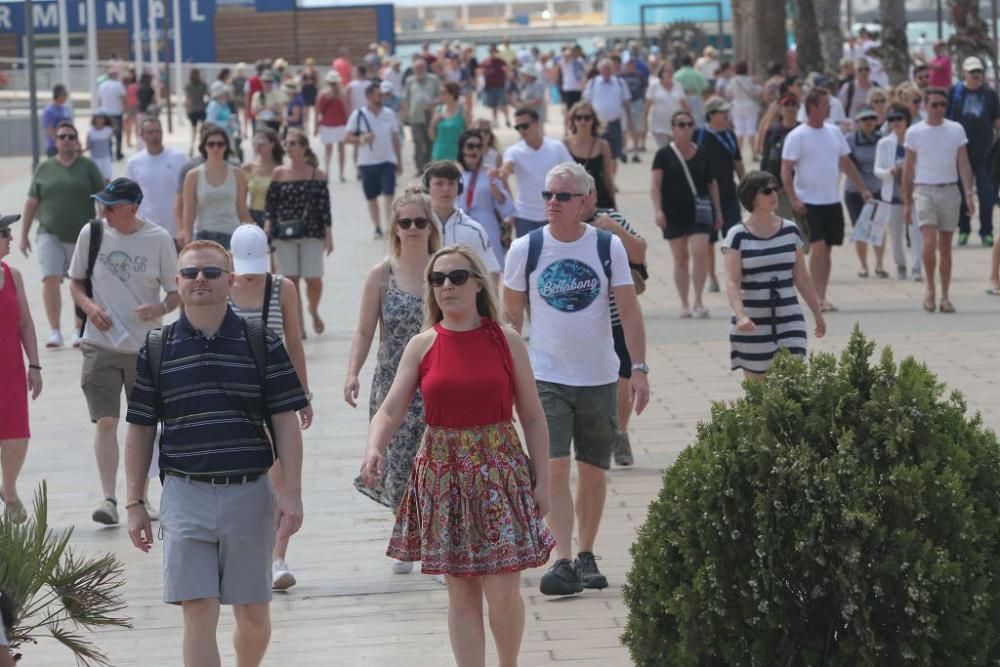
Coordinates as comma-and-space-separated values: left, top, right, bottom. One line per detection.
560, 57, 584, 92
68, 218, 178, 353
502, 138, 573, 221
583, 75, 630, 123
504, 225, 632, 386
346, 106, 399, 166
347, 80, 369, 112
433, 208, 502, 274
126, 147, 187, 236
98, 78, 127, 115
781, 123, 851, 205
904, 119, 968, 185
646, 79, 686, 135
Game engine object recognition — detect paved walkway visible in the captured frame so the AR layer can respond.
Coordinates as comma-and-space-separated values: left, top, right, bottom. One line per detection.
3, 110, 1000, 666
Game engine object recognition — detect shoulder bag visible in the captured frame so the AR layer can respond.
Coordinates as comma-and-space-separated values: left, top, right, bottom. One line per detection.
273, 168, 316, 240
670, 142, 714, 227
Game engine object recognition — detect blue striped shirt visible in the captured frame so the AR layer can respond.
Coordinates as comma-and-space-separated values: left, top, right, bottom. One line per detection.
126, 307, 308, 476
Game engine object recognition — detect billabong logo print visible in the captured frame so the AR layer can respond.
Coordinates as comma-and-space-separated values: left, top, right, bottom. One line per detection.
537, 259, 600, 312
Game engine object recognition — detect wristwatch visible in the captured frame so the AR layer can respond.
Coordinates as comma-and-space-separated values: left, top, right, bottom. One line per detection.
631, 362, 649, 375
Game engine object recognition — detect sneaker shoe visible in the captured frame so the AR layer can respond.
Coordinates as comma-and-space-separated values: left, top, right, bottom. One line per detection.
707, 279, 720, 293
390, 558, 414, 574
614, 432, 634, 466
631, 154, 641, 163
45, 331, 64, 349
92, 498, 119, 525
958, 232, 969, 246
913, 270, 923, 282
71, 332, 83, 348
539, 558, 584, 596
984, 234, 995, 247
272, 559, 297, 590
896, 266, 907, 280
573, 552, 609, 589
373, 229, 384, 240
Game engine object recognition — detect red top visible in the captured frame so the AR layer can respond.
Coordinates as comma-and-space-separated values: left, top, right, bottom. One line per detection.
317, 91, 348, 127
246, 76, 262, 118
0, 262, 29, 439
333, 58, 353, 86
420, 318, 514, 428
481, 57, 507, 88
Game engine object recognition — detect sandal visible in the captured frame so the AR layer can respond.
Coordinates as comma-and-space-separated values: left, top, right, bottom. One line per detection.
692, 306, 710, 319
3, 497, 27, 525
857, 270, 869, 278
939, 300, 956, 313
923, 298, 936, 313
680, 308, 692, 319
986, 286, 1000, 296
819, 302, 838, 313
875, 269, 890, 279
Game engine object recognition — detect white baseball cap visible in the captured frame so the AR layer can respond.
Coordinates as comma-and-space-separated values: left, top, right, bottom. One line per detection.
230, 224, 269, 275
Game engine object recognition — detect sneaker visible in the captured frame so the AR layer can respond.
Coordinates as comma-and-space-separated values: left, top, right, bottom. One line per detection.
913, 270, 923, 282
614, 432, 634, 466
92, 498, 119, 525
272, 559, 297, 590
707, 279, 720, 293
573, 552, 609, 589
539, 558, 584, 596
71, 332, 83, 348
390, 558, 414, 574
896, 266, 907, 280
958, 232, 969, 246
984, 234, 995, 247
373, 228, 384, 240
631, 154, 641, 163
45, 331, 64, 349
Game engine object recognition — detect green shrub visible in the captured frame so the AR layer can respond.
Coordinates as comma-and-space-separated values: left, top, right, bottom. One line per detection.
622, 328, 1000, 665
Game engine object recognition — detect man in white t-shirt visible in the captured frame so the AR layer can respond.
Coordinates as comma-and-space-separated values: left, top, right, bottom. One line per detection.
495, 107, 573, 238
345, 83, 402, 239
126, 117, 186, 245
781, 87, 871, 312
902, 86, 974, 313
559, 45, 586, 110
503, 162, 649, 597
583, 59, 632, 163
97, 70, 127, 160
68, 178, 180, 526
423, 160, 501, 281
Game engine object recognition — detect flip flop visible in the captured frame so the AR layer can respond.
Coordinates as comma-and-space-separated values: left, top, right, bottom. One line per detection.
820, 302, 838, 313
923, 299, 936, 313
875, 269, 890, 279
311, 312, 326, 335
857, 270, 869, 278
986, 286, 1000, 296
939, 300, 956, 313
680, 308, 692, 319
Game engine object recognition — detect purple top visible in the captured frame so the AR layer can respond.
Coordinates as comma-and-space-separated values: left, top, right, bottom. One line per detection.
42, 103, 73, 151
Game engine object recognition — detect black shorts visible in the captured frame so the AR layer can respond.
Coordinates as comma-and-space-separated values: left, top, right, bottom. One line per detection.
612, 324, 632, 379
804, 203, 845, 246
662, 213, 713, 241
188, 110, 207, 125
562, 90, 582, 108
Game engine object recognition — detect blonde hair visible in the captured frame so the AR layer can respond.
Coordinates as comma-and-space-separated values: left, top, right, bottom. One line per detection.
178, 240, 231, 271
423, 245, 502, 328
567, 100, 603, 137
388, 190, 441, 257
866, 88, 888, 104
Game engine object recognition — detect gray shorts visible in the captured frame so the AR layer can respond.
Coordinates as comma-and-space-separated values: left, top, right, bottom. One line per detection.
160, 474, 275, 605
914, 183, 961, 232
272, 237, 325, 279
80, 343, 138, 421
537, 380, 618, 470
37, 231, 76, 279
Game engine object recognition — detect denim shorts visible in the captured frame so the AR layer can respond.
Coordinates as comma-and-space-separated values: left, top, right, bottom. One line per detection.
360, 162, 396, 200
537, 381, 618, 470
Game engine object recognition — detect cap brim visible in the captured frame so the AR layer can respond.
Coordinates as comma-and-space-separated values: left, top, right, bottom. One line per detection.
0, 213, 21, 226
232, 255, 269, 275
91, 194, 136, 206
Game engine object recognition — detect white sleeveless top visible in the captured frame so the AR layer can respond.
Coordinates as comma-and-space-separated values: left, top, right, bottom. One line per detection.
195, 164, 241, 234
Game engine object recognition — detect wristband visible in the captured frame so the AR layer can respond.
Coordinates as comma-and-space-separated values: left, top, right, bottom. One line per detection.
124, 499, 145, 510
29, 364, 42, 370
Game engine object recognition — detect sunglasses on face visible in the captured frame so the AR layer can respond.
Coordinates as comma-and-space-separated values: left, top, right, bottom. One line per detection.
888, 115, 907, 122
179, 266, 228, 280
57, 133, 77, 141
970, 69, 984, 74
541, 190, 584, 202
397, 217, 429, 230
929, 101, 947, 108
514, 122, 532, 131
574, 114, 594, 121
205, 140, 227, 148
673, 121, 695, 129
429, 269, 474, 287
760, 186, 780, 196
463, 142, 483, 150
856, 68, 871, 72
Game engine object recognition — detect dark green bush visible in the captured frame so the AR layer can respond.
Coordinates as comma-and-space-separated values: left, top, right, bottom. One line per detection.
622, 328, 1000, 665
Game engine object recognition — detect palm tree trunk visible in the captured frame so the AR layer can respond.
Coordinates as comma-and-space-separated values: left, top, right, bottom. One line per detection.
755, 0, 788, 78
880, 0, 910, 84
948, 0, 995, 70
793, 0, 824, 76
816, 0, 843, 77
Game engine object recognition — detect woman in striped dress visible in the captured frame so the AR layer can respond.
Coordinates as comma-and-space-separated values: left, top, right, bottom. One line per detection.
722, 171, 826, 379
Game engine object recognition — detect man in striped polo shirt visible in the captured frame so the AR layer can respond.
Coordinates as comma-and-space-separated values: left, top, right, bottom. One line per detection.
123, 240, 308, 666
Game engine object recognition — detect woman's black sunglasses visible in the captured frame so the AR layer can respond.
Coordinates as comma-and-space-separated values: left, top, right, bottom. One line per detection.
398, 217, 430, 230
760, 186, 780, 196
429, 269, 475, 287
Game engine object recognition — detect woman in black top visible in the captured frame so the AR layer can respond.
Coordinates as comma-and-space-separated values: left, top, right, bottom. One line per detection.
651, 110, 723, 318
266, 128, 334, 336
564, 101, 616, 209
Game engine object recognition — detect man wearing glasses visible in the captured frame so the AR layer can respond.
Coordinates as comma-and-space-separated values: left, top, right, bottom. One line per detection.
494, 107, 573, 238
838, 57, 880, 120
19, 120, 106, 349
124, 240, 307, 667
68, 178, 179, 525
947, 56, 1000, 246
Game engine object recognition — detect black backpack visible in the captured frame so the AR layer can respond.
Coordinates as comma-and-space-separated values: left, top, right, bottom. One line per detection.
75, 219, 103, 336
144, 316, 276, 460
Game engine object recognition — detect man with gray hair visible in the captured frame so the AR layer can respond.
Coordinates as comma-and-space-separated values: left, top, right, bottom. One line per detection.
838, 56, 879, 120
503, 161, 649, 596
583, 58, 632, 164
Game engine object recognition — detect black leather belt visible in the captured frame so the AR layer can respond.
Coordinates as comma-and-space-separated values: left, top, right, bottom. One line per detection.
164, 470, 263, 486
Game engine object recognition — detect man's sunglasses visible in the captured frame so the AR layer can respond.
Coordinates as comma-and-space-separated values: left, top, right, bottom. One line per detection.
179, 266, 228, 280
673, 121, 695, 129
541, 191, 584, 202
398, 217, 429, 230
429, 269, 475, 287
513, 123, 532, 131
57, 133, 78, 140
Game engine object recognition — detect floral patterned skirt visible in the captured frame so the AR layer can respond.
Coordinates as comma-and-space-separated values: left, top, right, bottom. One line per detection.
386, 421, 555, 577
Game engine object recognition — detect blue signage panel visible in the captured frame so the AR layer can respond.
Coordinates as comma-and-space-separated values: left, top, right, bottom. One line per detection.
608, 0, 731, 26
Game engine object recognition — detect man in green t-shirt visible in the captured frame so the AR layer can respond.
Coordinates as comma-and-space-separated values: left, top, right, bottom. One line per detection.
19, 120, 106, 349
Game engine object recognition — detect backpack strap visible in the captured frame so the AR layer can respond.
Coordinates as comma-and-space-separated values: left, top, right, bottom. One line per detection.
596, 229, 613, 281
524, 227, 545, 302
146, 321, 174, 420
241, 317, 277, 462
76, 219, 104, 335
261, 273, 274, 327
845, 80, 855, 116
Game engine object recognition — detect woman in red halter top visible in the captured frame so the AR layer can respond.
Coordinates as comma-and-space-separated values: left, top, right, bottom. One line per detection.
362, 245, 553, 667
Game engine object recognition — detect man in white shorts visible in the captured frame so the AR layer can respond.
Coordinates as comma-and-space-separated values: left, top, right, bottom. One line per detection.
902, 86, 974, 313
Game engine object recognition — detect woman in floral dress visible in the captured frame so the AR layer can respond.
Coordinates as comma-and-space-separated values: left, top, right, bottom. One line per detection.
345, 191, 441, 573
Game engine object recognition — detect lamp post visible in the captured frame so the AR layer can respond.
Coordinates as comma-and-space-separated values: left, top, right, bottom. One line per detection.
26, 0, 41, 169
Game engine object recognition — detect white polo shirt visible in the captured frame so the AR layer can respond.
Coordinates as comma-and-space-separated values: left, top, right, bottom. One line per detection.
583, 75, 630, 123
346, 106, 399, 166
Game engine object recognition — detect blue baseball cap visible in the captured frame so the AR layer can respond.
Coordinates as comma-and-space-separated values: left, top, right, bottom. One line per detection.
92, 178, 143, 206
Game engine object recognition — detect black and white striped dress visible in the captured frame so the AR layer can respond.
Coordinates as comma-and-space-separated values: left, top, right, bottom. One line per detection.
721, 220, 807, 373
